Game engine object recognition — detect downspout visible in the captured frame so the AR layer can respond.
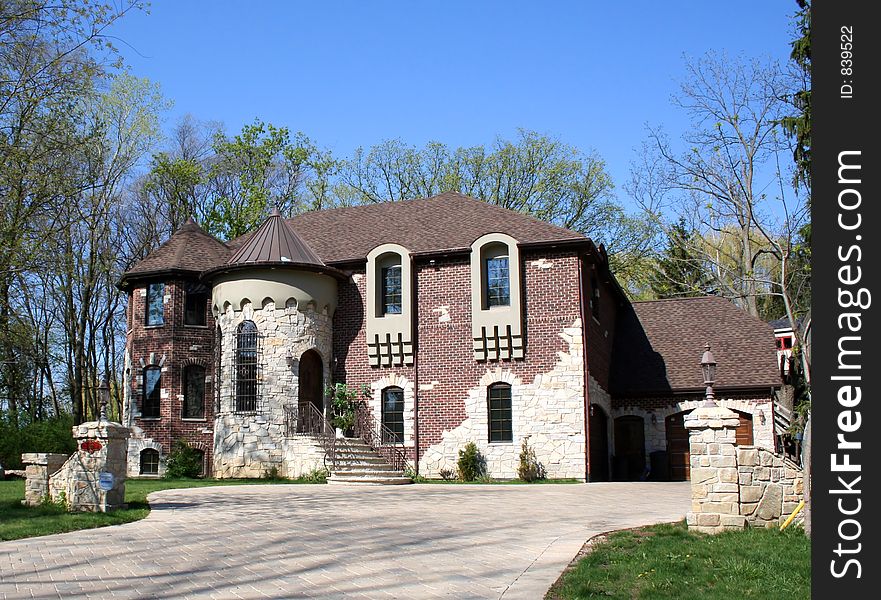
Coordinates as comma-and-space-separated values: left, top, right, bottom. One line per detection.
412, 258, 420, 475
577, 254, 592, 483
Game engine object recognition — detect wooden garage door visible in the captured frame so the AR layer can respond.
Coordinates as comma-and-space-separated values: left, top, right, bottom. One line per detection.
666, 409, 754, 481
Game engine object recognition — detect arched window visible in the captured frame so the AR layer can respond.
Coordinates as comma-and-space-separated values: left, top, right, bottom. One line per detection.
487, 383, 512, 442
142, 366, 161, 418
140, 448, 159, 475
235, 320, 259, 412
381, 386, 404, 443
183, 365, 206, 419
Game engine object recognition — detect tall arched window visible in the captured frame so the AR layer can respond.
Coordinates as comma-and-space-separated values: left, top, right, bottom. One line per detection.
142, 366, 161, 418
183, 364, 206, 419
235, 320, 259, 412
487, 383, 512, 442
140, 448, 159, 475
381, 386, 404, 443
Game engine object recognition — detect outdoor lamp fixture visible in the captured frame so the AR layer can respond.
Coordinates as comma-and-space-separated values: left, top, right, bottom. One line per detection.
757, 409, 766, 425
700, 342, 717, 407
98, 378, 110, 422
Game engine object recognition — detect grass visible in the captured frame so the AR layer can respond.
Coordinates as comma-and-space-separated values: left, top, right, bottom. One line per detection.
545, 520, 810, 600
0, 475, 318, 542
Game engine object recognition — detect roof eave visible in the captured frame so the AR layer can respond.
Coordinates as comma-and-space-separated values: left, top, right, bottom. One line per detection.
201, 261, 349, 282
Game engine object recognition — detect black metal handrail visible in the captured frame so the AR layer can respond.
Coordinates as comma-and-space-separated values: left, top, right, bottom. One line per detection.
284, 403, 337, 470
353, 400, 408, 473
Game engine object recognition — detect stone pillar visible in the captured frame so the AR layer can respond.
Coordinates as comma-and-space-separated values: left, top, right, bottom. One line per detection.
684, 405, 746, 533
21, 453, 68, 506
51, 421, 132, 512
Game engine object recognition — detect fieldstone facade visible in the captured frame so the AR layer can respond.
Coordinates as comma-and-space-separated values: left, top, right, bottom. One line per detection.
212, 299, 332, 478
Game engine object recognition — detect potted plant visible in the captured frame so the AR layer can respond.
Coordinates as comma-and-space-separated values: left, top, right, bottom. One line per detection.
327, 383, 357, 437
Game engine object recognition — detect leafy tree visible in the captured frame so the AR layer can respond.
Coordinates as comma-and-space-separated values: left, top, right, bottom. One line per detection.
339, 130, 654, 284
649, 219, 709, 298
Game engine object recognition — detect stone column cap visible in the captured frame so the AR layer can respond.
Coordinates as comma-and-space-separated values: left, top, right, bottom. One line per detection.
72, 421, 132, 440
684, 405, 741, 429
21, 452, 69, 465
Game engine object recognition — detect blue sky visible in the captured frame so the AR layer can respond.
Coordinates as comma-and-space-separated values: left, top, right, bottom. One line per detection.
108, 1, 799, 209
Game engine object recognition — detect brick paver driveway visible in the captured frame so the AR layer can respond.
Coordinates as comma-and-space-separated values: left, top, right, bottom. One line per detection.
0, 482, 689, 599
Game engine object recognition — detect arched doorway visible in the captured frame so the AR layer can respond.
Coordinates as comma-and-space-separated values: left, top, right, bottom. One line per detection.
666, 408, 755, 481
298, 350, 324, 429
614, 415, 646, 480
588, 404, 609, 482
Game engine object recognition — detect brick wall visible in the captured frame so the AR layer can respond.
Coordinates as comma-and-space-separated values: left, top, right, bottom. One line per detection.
126, 278, 216, 473
582, 257, 619, 392
332, 249, 586, 473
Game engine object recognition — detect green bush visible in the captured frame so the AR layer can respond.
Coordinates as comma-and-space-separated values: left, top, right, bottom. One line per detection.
0, 414, 76, 469
457, 441, 485, 481
163, 440, 204, 479
295, 468, 328, 483
517, 437, 546, 482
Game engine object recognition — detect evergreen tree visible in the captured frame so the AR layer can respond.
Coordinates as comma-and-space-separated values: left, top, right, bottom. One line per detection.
649, 220, 708, 298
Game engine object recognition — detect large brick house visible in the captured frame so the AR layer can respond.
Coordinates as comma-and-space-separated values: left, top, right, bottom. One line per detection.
118, 192, 781, 482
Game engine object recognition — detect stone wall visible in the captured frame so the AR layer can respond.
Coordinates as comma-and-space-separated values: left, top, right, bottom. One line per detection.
418, 318, 586, 479
685, 405, 803, 534
21, 453, 67, 506
737, 446, 804, 528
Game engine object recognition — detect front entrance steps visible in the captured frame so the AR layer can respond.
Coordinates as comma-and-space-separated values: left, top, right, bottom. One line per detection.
327, 437, 412, 485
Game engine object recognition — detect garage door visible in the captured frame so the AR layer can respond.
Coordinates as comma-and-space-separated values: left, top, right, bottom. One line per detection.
666, 409, 754, 481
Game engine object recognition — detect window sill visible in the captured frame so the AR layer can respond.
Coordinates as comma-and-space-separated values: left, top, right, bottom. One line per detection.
488, 440, 514, 445
139, 417, 162, 421
183, 324, 210, 329
144, 324, 165, 329
181, 417, 207, 422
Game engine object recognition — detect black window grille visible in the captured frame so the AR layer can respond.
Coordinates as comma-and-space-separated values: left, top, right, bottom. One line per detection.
215, 326, 222, 414
382, 386, 405, 443
485, 256, 510, 307
183, 365, 205, 419
140, 448, 159, 475
488, 383, 513, 442
184, 282, 208, 326
146, 283, 165, 326
235, 320, 259, 412
381, 265, 402, 315
142, 366, 161, 418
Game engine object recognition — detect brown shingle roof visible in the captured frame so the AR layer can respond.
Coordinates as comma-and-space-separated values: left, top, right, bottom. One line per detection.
120, 218, 230, 288
274, 191, 588, 263
610, 296, 781, 395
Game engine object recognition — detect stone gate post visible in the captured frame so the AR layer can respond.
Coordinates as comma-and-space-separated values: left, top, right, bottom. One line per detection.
49, 420, 131, 512
684, 405, 746, 533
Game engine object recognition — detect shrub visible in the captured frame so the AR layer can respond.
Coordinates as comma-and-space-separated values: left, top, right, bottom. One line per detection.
163, 440, 204, 479
0, 414, 76, 469
262, 465, 285, 480
327, 383, 359, 433
295, 467, 329, 484
457, 441, 485, 481
517, 437, 546, 482
439, 467, 456, 481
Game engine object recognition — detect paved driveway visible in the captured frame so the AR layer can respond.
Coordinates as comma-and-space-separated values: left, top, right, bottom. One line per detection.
0, 482, 689, 599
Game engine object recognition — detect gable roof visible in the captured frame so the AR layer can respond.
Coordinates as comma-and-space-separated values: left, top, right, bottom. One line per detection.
610, 296, 781, 396
120, 218, 230, 289
229, 191, 589, 264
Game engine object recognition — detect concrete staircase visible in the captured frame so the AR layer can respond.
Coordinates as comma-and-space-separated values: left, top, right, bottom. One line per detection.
327, 437, 412, 485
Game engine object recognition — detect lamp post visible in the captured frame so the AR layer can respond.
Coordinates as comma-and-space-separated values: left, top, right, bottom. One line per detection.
700, 343, 717, 407
98, 378, 110, 422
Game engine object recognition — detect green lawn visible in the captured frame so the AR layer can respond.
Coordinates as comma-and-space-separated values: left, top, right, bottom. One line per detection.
546, 521, 810, 600
0, 477, 310, 542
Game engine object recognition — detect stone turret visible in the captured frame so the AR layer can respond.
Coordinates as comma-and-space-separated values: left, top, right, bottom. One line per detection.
203, 210, 345, 477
